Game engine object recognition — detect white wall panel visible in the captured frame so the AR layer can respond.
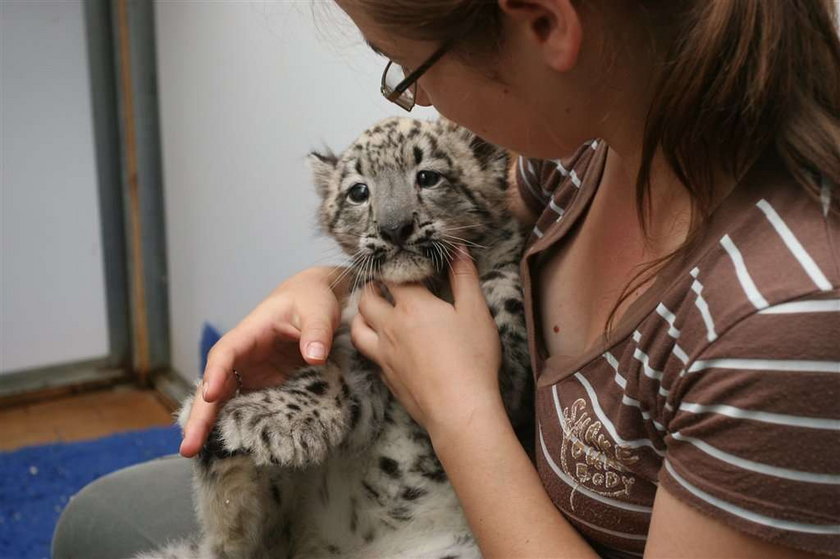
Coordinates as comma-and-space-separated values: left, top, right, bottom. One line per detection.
1, 1, 109, 373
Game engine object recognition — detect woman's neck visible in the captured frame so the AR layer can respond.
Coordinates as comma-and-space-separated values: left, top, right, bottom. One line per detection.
597, 147, 695, 262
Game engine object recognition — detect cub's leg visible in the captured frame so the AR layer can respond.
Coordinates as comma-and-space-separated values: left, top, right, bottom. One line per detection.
193, 448, 291, 559
177, 397, 293, 559
184, 359, 390, 557
480, 259, 534, 442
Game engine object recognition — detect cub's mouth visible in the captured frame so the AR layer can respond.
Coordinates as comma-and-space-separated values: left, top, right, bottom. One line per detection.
361, 242, 452, 284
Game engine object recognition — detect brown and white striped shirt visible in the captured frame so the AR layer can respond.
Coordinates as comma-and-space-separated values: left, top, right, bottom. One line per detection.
515, 143, 840, 557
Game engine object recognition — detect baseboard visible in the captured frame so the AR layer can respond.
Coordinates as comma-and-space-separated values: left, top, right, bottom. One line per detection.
0, 359, 128, 409
149, 368, 194, 411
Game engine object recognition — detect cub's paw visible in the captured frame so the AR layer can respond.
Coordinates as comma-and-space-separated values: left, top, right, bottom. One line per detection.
216, 388, 348, 468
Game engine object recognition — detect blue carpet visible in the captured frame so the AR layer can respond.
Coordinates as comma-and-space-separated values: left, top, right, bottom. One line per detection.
0, 425, 181, 559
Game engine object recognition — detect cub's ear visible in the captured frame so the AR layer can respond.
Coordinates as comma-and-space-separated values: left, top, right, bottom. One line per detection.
436, 117, 505, 170
468, 134, 506, 170
307, 150, 338, 198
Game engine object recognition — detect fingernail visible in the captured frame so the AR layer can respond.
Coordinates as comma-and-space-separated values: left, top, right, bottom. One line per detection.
202, 380, 208, 400
306, 342, 326, 360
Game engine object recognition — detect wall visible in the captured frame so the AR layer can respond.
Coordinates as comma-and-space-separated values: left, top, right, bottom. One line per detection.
154, 1, 437, 382
0, 0, 109, 373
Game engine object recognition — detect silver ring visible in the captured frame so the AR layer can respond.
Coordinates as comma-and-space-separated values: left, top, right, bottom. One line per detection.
233, 369, 243, 395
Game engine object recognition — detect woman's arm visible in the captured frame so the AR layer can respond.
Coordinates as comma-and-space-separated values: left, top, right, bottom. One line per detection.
352, 250, 599, 557
645, 486, 824, 559
430, 399, 598, 558
436, 407, 825, 559
353, 251, 832, 558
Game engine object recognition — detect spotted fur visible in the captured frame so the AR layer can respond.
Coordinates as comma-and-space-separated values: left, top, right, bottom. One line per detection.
139, 117, 533, 559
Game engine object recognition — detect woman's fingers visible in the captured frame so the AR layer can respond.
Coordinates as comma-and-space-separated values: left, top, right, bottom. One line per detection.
350, 312, 378, 360
386, 282, 435, 307
449, 246, 483, 310
297, 296, 341, 364
201, 332, 247, 402
179, 386, 220, 457
291, 282, 341, 365
184, 324, 257, 457
357, 283, 395, 329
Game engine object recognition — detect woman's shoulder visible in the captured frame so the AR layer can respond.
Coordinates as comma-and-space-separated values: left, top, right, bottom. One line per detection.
596, 161, 839, 373
673, 166, 838, 348
613, 164, 839, 406
630, 171, 839, 556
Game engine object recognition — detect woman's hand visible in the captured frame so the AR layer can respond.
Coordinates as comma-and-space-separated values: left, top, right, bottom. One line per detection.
179, 266, 347, 457
351, 248, 504, 438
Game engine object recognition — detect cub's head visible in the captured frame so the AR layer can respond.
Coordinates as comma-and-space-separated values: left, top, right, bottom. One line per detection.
309, 117, 509, 284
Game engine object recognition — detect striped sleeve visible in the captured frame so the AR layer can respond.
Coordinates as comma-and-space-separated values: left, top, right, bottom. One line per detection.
661, 293, 840, 556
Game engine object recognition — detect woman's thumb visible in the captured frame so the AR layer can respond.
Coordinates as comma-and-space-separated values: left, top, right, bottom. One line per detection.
449, 245, 481, 308
299, 317, 334, 364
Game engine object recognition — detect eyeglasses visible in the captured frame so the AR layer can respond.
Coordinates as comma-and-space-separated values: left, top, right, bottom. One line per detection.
380, 41, 452, 111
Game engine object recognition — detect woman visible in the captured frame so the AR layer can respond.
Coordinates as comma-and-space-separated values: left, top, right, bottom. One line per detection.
56, 1, 839, 557
185, 1, 840, 556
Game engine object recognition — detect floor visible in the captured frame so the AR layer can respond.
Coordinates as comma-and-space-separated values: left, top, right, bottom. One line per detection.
0, 386, 176, 451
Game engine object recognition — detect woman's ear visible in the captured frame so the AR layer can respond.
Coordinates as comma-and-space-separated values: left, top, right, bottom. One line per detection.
498, 0, 582, 73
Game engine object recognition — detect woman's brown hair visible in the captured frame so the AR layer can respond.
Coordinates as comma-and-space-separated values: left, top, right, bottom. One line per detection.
353, 0, 840, 322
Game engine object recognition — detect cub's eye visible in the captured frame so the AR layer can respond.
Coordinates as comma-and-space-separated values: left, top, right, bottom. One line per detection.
346, 183, 369, 204
416, 170, 441, 189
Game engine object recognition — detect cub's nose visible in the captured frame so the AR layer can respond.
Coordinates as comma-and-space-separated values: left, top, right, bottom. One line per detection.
379, 222, 414, 246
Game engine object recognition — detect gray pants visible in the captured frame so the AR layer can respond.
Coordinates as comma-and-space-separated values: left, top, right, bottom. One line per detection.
51, 455, 198, 559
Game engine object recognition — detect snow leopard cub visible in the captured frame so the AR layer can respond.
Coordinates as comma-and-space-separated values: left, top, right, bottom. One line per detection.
149, 117, 533, 559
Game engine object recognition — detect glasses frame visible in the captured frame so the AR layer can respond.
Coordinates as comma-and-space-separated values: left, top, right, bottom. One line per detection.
380, 40, 453, 111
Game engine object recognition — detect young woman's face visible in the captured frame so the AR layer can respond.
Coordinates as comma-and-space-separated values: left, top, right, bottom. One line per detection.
336, 1, 604, 160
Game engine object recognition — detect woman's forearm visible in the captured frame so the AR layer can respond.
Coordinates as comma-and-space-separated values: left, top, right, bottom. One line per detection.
430, 399, 599, 558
